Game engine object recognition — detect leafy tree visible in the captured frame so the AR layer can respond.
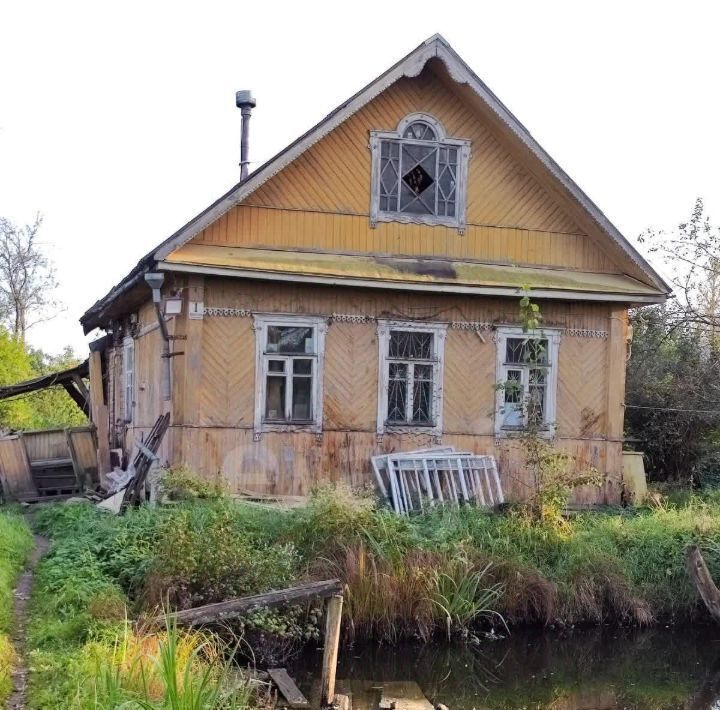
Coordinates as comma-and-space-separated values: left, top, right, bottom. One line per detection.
627, 200, 720, 485
0, 215, 60, 341
625, 307, 720, 484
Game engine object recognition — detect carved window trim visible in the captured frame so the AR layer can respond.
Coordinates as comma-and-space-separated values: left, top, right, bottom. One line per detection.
494, 326, 561, 439
376, 319, 447, 437
253, 314, 328, 435
123, 336, 135, 423
369, 113, 471, 233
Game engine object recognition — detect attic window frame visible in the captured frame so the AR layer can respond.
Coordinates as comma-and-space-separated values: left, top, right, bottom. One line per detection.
369, 113, 471, 234
253, 313, 328, 435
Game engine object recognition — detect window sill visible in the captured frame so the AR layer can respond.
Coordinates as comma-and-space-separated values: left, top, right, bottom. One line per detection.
496, 427, 555, 440
372, 212, 463, 232
381, 423, 441, 436
257, 422, 321, 434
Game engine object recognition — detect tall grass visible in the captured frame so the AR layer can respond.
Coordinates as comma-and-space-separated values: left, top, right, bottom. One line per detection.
0, 508, 32, 702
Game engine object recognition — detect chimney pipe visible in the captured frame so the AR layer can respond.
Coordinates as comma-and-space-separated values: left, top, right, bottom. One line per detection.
236, 90, 256, 181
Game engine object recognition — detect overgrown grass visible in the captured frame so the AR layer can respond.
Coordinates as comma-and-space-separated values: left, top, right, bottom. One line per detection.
0, 507, 32, 703
26, 503, 274, 708
25, 485, 720, 705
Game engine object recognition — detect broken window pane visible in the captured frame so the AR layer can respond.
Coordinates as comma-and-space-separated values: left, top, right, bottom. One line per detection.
267, 326, 314, 354
265, 375, 285, 420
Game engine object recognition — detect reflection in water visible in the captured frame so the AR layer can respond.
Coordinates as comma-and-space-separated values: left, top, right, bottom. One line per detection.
288, 627, 720, 709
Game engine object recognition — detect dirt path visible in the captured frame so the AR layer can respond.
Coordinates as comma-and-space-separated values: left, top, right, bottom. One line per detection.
5, 534, 49, 710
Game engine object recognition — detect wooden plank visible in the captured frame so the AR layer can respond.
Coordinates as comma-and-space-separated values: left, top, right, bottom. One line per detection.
0, 436, 36, 500
89, 350, 111, 476
685, 545, 720, 624
154, 579, 343, 628
268, 668, 309, 708
320, 594, 343, 707
379, 682, 433, 710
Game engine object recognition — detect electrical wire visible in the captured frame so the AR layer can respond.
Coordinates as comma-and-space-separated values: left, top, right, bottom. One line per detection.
625, 404, 720, 415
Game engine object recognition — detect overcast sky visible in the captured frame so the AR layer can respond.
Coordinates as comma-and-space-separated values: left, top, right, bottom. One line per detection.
1, 0, 718, 354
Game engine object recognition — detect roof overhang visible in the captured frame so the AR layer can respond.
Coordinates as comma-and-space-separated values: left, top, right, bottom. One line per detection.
160, 245, 667, 304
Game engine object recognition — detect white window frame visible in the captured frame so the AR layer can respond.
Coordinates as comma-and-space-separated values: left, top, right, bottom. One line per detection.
494, 326, 561, 438
376, 320, 447, 437
253, 314, 328, 435
369, 112, 471, 233
123, 336, 135, 423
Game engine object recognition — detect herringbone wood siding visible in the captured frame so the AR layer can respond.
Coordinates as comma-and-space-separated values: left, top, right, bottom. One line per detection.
324, 321, 377, 431
443, 329, 495, 435
556, 337, 608, 438
198, 317, 254, 427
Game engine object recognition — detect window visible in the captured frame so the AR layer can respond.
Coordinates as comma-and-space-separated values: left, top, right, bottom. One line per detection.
123, 337, 134, 423
253, 315, 327, 434
495, 327, 560, 436
370, 113, 471, 232
377, 321, 446, 436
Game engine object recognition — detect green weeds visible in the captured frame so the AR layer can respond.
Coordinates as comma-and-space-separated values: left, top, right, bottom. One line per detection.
0, 508, 32, 702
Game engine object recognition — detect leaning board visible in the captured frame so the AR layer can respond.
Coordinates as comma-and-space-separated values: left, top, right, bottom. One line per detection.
0, 435, 37, 500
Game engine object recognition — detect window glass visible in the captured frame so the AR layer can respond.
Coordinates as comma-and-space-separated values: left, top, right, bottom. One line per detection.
266, 326, 314, 354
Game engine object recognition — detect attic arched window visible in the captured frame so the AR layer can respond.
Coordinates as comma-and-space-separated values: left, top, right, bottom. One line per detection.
370, 113, 471, 233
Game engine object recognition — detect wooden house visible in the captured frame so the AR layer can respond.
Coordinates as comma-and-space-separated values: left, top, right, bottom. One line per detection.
80, 35, 669, 503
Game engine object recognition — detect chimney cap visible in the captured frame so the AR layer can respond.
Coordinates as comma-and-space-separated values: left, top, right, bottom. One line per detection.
235, 90, 256, 109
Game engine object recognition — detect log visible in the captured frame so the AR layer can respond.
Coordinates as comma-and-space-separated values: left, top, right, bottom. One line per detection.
320, 594, 343, 708
685, 544, 720, 623
151, 579, 342, 628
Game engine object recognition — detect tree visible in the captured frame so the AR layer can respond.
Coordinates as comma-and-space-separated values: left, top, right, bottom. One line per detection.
0, 215, 60, 341
627, 201, 720, 485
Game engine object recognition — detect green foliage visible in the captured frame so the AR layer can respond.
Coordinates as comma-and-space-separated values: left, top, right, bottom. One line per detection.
0, 509, 32, 702
626, 305, 720, 484
0, 331, 86, 431
160, 466, 229, 501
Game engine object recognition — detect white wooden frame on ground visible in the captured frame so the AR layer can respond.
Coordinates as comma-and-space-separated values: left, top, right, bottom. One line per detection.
253, 314, 328, 436
372, 448, 503, 515
376, 319, 447, 437
494, 326, 561, 439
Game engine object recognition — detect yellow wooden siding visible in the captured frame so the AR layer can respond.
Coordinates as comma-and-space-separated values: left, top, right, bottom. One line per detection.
176, 428, 620, 504
324, 321, 378, 431
204, 277, 612, 333
188, 67, 625, 273
556, 337, 608, 439
197, 316, 255, 428
248, 71, 583, 232
443, 329, 496, 436
192, 207, 616, 273
118, 278, 624, 504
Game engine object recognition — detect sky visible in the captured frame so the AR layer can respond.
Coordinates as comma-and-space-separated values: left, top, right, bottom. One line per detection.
1, 0, 719, 354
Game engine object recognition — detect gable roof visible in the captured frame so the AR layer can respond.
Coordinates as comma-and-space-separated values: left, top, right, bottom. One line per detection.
81, 34, 669, 332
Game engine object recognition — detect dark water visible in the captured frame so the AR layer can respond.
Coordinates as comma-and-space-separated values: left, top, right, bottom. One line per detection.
287, 627, 720, 709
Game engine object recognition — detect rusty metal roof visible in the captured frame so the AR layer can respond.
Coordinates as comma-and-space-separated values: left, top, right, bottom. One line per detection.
162, 245, 665, 302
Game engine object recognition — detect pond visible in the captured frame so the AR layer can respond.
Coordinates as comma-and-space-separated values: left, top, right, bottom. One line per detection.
287, 627, 720, 709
